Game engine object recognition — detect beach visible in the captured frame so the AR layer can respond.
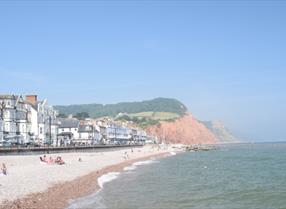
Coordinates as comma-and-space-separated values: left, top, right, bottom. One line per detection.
0, 145, 169, 209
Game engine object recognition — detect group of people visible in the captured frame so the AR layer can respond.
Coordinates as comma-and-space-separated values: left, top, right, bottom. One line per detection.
1, 163, 7, 176
40, 155, 65, 165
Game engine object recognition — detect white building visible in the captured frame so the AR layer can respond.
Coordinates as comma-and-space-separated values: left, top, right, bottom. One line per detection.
57, 118, 80, 146
106, 123, 133, 145
25, 95, 59, 146
0, 95, 32, 145
76, 124, 102, 145
77, 124, 94, 145
0, 119, 3, 146
132, 128, 147, 145
0, 94, 59, 146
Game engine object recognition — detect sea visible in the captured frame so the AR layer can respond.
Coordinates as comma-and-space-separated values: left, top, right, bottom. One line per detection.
68, 142, 286, 209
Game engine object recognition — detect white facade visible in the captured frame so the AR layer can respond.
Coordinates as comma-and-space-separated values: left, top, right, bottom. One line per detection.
0, 119, 3, 145
0, 95, 32, 144
0, 94, 59, 146
58, 127, 80, 140
57, 118, 80, 145
30, 106, 38, 141
35, 99, 59, 145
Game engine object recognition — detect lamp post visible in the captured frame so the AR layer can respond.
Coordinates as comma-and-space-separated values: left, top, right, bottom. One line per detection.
49, 115, 52, 146
0, 101, 4, 120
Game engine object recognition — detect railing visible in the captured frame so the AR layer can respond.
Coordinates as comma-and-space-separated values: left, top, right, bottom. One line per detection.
0, 144, 144, 154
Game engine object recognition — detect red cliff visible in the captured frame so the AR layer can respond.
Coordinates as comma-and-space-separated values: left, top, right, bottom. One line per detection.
147, 113, 217, 145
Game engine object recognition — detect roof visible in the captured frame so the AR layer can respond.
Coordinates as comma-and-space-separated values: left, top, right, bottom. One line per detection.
57, 132, 73, 136
58, 118, 80, 128
0, 95, 17, 99
78, 124, 94, 133
0, 94, 25, 101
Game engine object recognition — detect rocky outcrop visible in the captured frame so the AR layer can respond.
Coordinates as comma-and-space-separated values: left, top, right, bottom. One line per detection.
147, 113, 217, 145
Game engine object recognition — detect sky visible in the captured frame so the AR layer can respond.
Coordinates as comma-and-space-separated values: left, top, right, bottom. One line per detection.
0, 1, 286, 142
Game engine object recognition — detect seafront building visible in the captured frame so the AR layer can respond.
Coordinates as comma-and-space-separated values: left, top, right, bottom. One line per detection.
0, 94, 148, 147
57, 118, 102, 146
132, 128, 147, 145
0, 119, 3, 145
0, 95, 33, 145
106, 123, 133, 144
57, 117, 80, 146
77, 124, 101, 145
0, 94, 59, 146
26, 95, 59, 145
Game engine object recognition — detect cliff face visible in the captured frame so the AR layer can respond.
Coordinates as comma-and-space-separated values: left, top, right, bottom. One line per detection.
147, 113, 217, 145
201, 120, 239, 143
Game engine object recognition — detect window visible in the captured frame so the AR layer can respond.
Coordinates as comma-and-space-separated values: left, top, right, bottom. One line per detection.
62, 129, 64, 132
40, 127, 43, 134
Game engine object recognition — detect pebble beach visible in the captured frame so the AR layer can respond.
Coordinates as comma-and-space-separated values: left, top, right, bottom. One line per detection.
0, 145, 168, 209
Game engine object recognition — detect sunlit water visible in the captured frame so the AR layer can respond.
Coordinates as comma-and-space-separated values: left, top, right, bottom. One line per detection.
68, 143, 286, 209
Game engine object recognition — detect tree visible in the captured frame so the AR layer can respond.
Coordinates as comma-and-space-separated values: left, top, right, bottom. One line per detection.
75, 112, 90, 120
58, 113, 67, 118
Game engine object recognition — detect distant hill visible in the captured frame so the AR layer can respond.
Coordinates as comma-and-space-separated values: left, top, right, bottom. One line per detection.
55, 98, 238, 145
201, 120, 239, 143
55, 98, 188, 119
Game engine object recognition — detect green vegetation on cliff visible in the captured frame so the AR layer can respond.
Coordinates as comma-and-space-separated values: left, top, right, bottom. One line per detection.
55, 98, 187, 119
115, 111, 180, 128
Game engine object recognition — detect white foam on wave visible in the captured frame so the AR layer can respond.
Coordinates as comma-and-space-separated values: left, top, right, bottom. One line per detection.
123, 159, 159, 172
133, 159, 158, 166
98, 172, 120, 188
123, 165, 137, 171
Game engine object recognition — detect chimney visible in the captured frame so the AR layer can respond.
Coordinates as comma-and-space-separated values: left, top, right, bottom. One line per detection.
25, 95, 38, 105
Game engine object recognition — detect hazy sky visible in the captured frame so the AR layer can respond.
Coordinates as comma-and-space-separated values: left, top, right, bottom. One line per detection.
0, 1, 286, 142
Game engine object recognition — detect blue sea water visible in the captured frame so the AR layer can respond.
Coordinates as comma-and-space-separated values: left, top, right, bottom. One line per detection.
68, 143, 286, 209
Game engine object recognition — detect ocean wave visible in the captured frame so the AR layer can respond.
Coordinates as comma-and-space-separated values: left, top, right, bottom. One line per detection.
133, 159, 158, 166
123, 165, 137, 171
98, 172, 120, 188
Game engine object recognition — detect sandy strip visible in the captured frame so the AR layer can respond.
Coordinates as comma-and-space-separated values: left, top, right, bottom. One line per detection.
0, 146, 169, 209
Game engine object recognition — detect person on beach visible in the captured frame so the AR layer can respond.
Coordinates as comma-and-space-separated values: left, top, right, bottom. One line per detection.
1, 163, 7, 175
43, 155, 48, 163
48, 157, 54, 164
55, 156, 65, 165
123, 151, 129, 160
40, 155, 51, 164
40, 156, 44, 162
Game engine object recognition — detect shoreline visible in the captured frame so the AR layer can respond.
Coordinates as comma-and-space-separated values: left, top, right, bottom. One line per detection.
0, 149, 170, 209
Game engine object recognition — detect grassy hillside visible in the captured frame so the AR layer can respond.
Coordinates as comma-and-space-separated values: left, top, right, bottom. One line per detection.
128, 112, 180, 120
115, 111, 180, 128
55, 98, 187, 119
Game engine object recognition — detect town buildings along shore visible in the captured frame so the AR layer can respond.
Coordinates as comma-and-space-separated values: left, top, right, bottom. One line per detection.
0, 94, 150, 147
